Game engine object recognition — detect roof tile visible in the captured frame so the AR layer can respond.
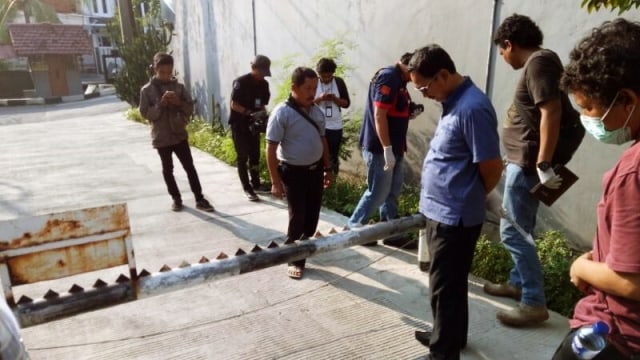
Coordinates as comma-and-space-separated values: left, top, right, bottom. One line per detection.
9, 23, 92, 56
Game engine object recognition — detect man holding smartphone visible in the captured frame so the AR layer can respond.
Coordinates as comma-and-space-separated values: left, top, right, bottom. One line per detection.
139, 52, 215, 212
313, 58, 350, 175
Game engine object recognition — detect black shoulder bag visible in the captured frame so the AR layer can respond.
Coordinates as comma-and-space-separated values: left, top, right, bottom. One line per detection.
285, 98, 322, 136
513, 99, 584, 166
514, 52, 585, 166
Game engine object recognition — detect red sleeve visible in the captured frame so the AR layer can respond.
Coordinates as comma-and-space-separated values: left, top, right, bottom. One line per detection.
606, 157, 640, 273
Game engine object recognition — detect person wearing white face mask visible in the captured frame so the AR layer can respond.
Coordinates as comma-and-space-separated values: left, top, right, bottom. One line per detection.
551, 18, 640, 360
580, 91, 636, 145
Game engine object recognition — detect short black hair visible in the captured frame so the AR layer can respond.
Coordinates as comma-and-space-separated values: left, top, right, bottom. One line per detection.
562, 18, 640, 107
493, 14, 543, 49
407, 45, 456, 78
316, 58, 337, 74
291, 67, 318, 87
400, 52, 414, 66
153, 52, 173, 67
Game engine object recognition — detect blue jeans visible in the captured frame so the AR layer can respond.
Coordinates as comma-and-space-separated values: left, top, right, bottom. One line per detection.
500, 163, 545, 307
348, 149, 404, 227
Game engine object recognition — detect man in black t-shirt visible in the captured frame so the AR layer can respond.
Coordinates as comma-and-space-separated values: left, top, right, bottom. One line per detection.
484, 14, 578, 328
229, 55, 271, 201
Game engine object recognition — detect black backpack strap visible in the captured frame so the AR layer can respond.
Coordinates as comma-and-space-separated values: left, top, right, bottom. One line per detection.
285, 97, 322, 135
334, 76, 350, 108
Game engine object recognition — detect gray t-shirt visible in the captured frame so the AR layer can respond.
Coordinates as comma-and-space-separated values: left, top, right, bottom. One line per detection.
266, 102, 325, 165
502, 49, 571, 168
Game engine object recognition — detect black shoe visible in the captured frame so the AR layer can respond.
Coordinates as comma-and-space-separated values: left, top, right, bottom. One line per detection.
383, 236, 417, 250
361, 241, 378, 247
252, 183, 271, 195
172, 199, 183, 212
415, 330, 466, 350
245, 190, 259, 201
415, 330, 431, 347
196, 198, 215, 212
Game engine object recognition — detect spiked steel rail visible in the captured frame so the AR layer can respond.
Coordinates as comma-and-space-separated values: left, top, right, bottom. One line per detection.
15, 214, 426, 327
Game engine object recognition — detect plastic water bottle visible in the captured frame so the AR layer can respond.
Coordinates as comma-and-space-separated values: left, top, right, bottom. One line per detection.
571, 321, 609, 359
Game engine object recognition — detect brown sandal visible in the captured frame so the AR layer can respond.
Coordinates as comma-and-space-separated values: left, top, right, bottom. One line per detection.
287, 265, 304, 279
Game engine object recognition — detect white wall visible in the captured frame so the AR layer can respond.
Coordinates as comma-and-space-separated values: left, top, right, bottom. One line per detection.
170, 0, 640, 247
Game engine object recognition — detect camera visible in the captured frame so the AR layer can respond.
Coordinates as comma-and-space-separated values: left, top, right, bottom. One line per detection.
249, 110, 268, 134
409, 102, 424, 119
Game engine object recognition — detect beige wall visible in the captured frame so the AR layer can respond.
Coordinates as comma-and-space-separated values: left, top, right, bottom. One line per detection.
170, 0, 640, 248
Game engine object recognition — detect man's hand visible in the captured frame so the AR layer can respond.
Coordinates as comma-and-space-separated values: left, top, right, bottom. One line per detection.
323, 93, 335, 102
570, 251, 593, 293
323, 171, 333, 188
160, 91, 172, 107
486, 190, 504, 217
271, 182, 285, 199
250, 110, 268, 119
383, 146, 395, 171
537, 167, 563, 189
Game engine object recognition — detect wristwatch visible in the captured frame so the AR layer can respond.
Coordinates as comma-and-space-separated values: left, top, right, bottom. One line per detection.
537, 161, 552, 171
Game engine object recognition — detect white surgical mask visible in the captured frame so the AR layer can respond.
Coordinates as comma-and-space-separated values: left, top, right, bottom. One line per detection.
580, 92, 636, 145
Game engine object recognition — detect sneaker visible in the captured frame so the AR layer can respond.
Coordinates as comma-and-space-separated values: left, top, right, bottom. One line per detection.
361, 241, 378, 247
245, 190, 259, 202
496, 303, 549, 327
252, 183, 272, 195
483, 282, 522, 301
382, 236, 418, 250
195, 198, 215, 212
171, 199, 183, 212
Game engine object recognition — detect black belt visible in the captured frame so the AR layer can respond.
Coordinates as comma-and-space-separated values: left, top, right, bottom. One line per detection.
280, 160, 322, 171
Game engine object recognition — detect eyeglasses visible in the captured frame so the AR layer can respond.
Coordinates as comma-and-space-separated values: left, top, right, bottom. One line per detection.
415, 77, 436, 94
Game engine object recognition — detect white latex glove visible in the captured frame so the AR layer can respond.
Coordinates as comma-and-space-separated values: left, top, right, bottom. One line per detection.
486, 190, 504, 217
383, 146, 395, 171
537, 167, 563, 190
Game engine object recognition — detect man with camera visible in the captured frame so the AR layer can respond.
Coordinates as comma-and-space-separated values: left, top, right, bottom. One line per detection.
229, 55, 272, 201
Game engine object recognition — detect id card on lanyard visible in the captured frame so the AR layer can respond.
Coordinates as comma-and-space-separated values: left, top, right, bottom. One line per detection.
325, 106, 332, 118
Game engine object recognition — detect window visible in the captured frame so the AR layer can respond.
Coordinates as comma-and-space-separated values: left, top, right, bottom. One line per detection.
99, 36, 112, 47
92, 0, 98, 13
102, 0, 108, 14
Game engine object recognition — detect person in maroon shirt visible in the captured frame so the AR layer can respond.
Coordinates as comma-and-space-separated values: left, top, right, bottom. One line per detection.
552, 18, 640, 360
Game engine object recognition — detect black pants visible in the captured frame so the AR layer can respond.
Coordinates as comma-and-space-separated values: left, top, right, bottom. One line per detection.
279, 162, 324, 268
157, 140, 203, 202
552, 329, 631, 359
325, 128, 342, 174
231, 124, 261, 191
426, 218, 482, 360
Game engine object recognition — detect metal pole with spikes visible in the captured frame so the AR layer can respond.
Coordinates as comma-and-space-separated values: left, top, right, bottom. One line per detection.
14, 214, 426, 327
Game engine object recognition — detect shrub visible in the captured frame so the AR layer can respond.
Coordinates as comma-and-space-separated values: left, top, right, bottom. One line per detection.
126, 107, 147, 124
537, 231, 583, 317
471, 231, 583, 317
109, 0, 171, 106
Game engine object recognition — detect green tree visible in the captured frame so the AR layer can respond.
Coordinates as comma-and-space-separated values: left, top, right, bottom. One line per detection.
0, 0, 60, 43
581, 0, 640, 13
109, 0, 172, 105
